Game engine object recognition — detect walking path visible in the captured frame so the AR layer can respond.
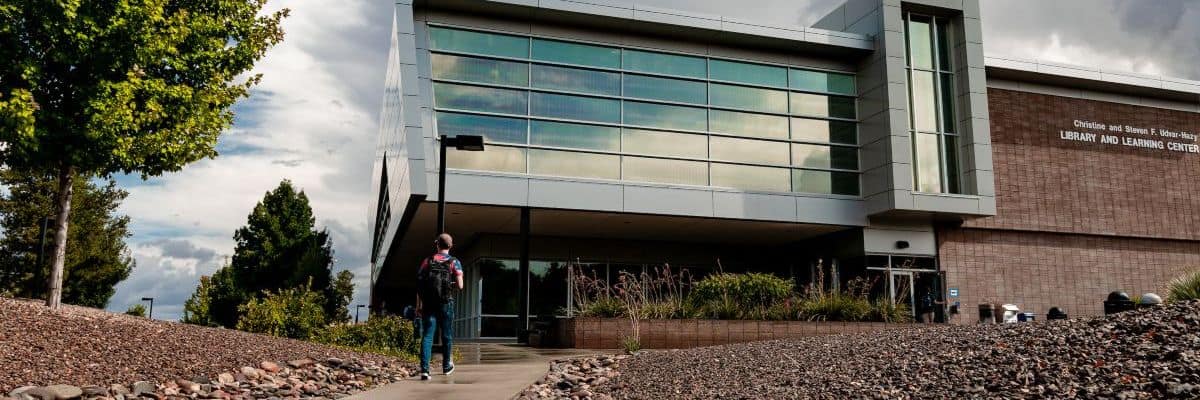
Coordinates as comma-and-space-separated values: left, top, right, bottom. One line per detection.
347, 343, 600, 400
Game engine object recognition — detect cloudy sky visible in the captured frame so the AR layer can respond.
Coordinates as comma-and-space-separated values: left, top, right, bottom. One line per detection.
106, 0, 1200, 320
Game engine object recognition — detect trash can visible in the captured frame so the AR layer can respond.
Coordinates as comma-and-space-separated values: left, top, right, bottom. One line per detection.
1103, 291, 1135, 315
978, 304, 995, 324
1017, 312, 1036, 322
1001, 304, 1020, 323
1047, 307, 1068, 320
1137, 293, 1163, 309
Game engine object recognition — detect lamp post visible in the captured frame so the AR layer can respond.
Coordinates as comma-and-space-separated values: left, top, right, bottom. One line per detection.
437, 134, 485, 236
355, 304, 366, 324
141, 297, 154, 319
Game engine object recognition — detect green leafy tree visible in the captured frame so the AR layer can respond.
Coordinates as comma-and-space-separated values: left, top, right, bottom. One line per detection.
329, 270, 355, 324
0, 0, 288, 309
0, 169, 134, 308
236, 282, 327, 340
181, 275, 216, 326
125, 304, 147, 317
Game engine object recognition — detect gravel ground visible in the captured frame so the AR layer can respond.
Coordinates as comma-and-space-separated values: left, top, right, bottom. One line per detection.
0, 297, 415, 395
530, 301, 1200, 399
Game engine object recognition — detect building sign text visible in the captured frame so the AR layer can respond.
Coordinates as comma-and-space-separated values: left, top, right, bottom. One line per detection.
1059, 120, 1198, 154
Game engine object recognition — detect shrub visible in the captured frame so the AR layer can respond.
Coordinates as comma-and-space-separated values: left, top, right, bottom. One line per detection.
314, 315, 418, 358
869, 298, 914, 323
690, 272, 794, 319
125, 304, 146, 317
236, 285, 327, 340
1168, 269, 1200, 302
798, 293, 872, 322
619, 335, 641, 354
576, 296, 625, 318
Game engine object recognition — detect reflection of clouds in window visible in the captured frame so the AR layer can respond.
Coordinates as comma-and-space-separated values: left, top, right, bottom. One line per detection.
437, 112, 527, 144
531, 64, 619, 96
448, 146, 527, 173
431, 54, 528, 85
791, 118, 857, 144
622, 157, 708, 186
710, 136, 788, 165
530, 92, 620, 123
709, 109, 788, 139
530, 120, 619, 151
623, 74, 707, 104
910, 71, 938, 132
710, 163, 789, 192
622, 128, 707, 158
434, 83, 528, 115
529, 149, 619, 179
710, 83, 787, 114
624, 102, 707, 131
914, 133, 941, 192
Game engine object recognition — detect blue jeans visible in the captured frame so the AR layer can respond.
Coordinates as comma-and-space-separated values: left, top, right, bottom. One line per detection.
420, 300, 454, 373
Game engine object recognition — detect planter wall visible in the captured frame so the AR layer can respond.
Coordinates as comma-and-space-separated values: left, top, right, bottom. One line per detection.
564, 318, 915, 349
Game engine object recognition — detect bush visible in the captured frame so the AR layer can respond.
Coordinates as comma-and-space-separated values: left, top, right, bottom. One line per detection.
576, 296, 625, 318
690, 272, 794, 319
1168, 269, 1200, 302
619, 335, 641, 354
314, 315, 418, 358
125, 304, 146, 317
236, 285, 327, 339
869, 298, 913, 323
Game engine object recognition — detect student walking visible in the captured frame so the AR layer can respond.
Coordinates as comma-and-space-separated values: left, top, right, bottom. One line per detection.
416, 233, 464, 380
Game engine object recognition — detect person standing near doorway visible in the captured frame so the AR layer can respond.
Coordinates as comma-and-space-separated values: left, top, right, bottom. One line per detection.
918, 288, 944, 323
416, 233, 464, 380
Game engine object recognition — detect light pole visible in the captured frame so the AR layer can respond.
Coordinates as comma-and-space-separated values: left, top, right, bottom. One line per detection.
141, 297, 154, 319
437, 134, 485, 236
355, 304, 366, 324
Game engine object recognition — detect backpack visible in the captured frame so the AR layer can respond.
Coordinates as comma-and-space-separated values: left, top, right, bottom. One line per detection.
417, 255, 457, 305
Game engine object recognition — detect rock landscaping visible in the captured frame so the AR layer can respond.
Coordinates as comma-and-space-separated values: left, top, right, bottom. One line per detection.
523, 301, 1200, 399
0, 298, 415, 399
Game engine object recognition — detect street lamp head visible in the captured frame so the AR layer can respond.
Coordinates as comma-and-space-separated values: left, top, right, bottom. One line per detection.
447, 135, 485, 151
141, 297, 153, 301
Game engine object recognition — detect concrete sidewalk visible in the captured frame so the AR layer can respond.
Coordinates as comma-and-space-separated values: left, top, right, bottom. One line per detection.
347, 343, 601, 400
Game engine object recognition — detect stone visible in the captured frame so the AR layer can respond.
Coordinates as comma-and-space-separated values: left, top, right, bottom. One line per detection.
80, 386, 107, 397
130, 381, 154, 396
7, 387, 35, 398
25, 385, 83, 400
108, 384, 130, 396
217, 373, 235, 385
286, 359, 314, 369
240, 366, 260, 380
174, 379, 200, 394
260, 361, 280, 373
191, 376, 211, 385
325, 357, 344, 366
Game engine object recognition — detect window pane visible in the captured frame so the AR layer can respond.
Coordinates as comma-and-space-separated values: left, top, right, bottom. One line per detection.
434, 83, 528, 115
431, 54, 528, 86
943, 135, 960, 193
437, 112, 526, 144
792, 170, 859, 195
623, 74, 706, 104
530, 92, 620, 123
710, 83, 788, 114
622, 157, 708, 186
790, 143, 858, 169
531, 64, 619, 96
710, 163, 790, 192
935, 19, 952, 71
624, 101, 707, 131
623, 49, 706, 78
622, 128, 707, 158
910, 71, 937, 132
790, 92, 856, 119
531, 39, 620, 69
529, 261, 570, 317
913, 132, 941, 192
709, 110, 788, 139
448, 145, 526, 173
530, 120, 619, 151
710, 59, 787, 87
939, 73, 956, 133
710, 136, 789, 165
906, 16, 934, 69
529, 149, 619, 179
790, 69, 856, 95
791, 118, 857, 144
429, 27, 528, 59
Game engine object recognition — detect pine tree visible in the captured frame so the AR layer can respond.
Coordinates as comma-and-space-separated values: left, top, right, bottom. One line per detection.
0, 169, 134, 308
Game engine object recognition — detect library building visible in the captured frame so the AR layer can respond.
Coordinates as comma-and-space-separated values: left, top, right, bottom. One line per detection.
369, 0, 1200, 338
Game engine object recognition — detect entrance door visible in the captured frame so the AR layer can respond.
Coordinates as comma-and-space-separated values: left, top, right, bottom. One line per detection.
890, 271, 915, 318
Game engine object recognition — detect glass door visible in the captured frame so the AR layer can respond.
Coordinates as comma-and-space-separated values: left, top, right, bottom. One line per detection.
477, 259, 520, 338
890, 271, 915, 318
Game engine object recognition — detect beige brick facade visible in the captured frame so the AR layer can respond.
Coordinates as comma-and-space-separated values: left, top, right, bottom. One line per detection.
939, 88, 1200, 323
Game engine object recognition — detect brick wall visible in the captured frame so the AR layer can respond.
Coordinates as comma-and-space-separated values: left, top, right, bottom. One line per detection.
939, 88, 1200, 323
566, 318, 913, 349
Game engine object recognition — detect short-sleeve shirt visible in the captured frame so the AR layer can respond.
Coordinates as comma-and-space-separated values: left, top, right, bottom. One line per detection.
418, 252, 463, 278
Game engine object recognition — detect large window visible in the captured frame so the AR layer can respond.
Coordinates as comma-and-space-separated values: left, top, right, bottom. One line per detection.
905, 14, 960, 194
428, 26, 860, 196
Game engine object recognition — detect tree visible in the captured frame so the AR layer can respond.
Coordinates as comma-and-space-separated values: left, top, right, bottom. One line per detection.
183, 180, 343, 328
236, 282, 327, 340
0, 169, 135, 308
125, 304, 147, 317
330, 270, 355, 324
0, 1, 288, 309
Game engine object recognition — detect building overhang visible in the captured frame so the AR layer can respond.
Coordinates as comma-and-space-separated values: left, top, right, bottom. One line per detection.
985, 56, 1200, 104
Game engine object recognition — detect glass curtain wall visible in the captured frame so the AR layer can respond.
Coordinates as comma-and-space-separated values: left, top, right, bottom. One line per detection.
428, 26, 861, 196
904, 13, 961, 194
